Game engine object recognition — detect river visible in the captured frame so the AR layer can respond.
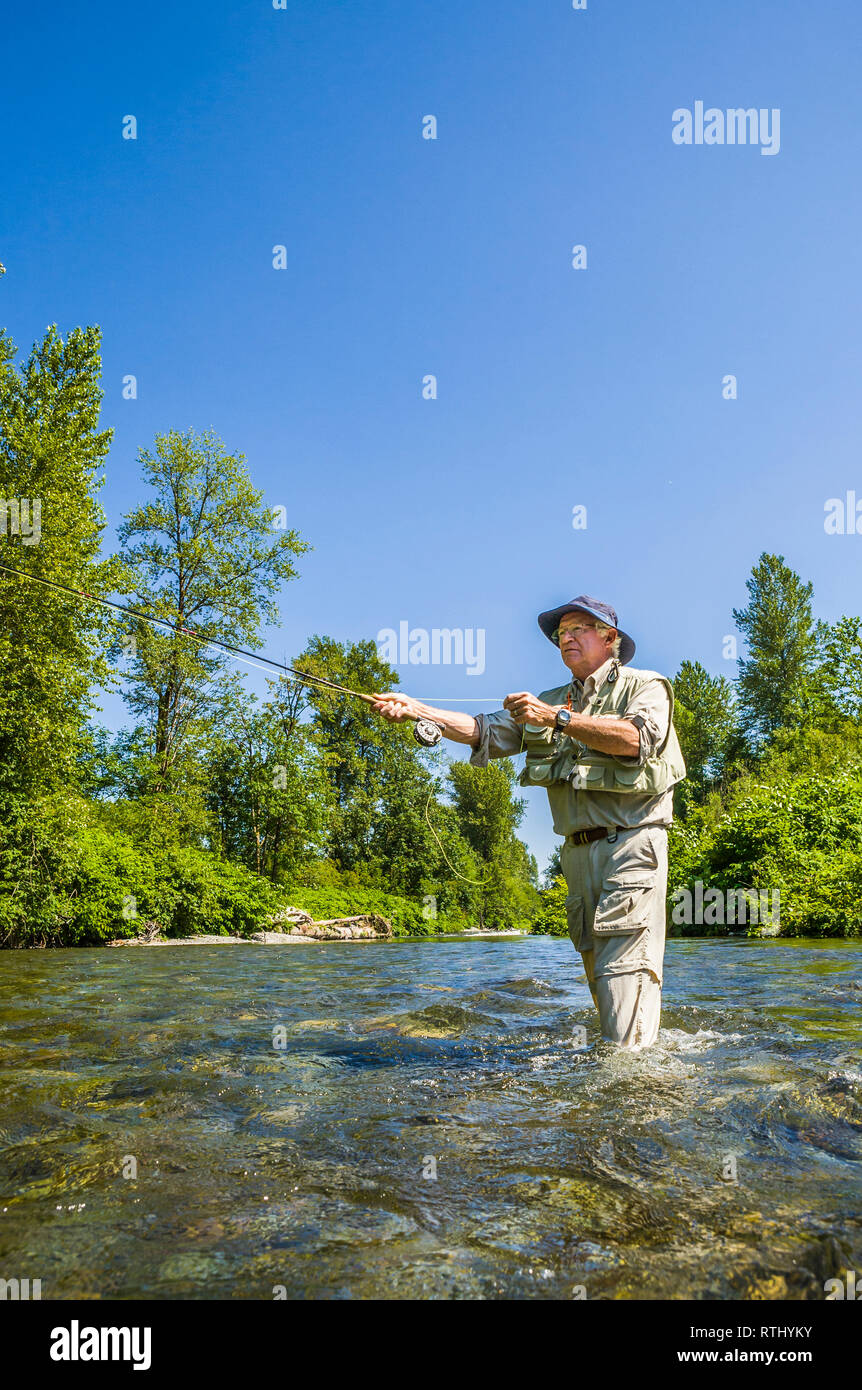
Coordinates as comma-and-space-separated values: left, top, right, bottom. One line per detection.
0, 936, 859, 1299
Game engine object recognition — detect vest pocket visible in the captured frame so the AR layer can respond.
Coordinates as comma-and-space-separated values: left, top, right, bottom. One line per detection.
521, 746, 576, 787
520, 756, 558, 786
611, 765, 643, 787
611, 762, 672, 792
570, 763, 606, 789
593, 871, 654, 936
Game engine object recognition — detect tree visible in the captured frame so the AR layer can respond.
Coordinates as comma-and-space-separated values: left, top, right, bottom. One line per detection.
813, 615, 862, 742
117, 429, 308, 795
0, 324, 120, 945
294, 636, 400, 810
533, 873, 568, 936
293, 635, 417, 879
0, 324, 117, 800
732, 553, 821, 747
543, 843, 562, 887
208, 677, 331, 879
672, 660, 739, 803
447, 759, 539, 928
292, 636, 490, 904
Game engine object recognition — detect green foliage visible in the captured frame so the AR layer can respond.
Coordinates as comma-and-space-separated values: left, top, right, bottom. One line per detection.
0, 794, 92, 947
295, 635, 401, 810
207, 677, 332, 879
672, 659, 739, 808
117, 428, 308, 793
447, 759, 541, 929
531, 874, 569, 937
0, 325, 120, 803
0, 798, 287, 948
290, 635, 506, 914
543, 843, 562, 887
655, 552, 862, 939
815, 615, 862, 735
668, 764, 862, 938
732, 553, 821, 747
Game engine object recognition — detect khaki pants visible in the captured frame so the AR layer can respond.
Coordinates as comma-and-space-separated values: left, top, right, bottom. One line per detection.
560, 825, 667, 1049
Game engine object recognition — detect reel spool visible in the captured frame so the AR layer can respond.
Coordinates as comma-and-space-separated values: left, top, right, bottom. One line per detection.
413, 718, 444, 747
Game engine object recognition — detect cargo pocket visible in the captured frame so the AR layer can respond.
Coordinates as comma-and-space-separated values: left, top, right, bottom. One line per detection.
565, 892, 585, 950
593, 871, 654, 937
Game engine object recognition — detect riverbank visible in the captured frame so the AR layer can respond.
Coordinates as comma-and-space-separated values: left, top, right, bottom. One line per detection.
99, 926, 531, 948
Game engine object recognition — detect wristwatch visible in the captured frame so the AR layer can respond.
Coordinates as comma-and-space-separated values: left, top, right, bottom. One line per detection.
554, 708, 573, 734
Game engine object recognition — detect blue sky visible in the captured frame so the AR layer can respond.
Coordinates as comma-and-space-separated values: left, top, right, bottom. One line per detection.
3, 0, 861, 869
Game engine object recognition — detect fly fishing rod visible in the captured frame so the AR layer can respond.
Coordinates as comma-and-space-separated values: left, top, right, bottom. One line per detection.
0, 561, 496, 885
0, 561, 445, 746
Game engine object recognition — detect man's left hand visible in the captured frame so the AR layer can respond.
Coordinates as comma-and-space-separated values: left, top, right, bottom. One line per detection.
503, 692, 561, 727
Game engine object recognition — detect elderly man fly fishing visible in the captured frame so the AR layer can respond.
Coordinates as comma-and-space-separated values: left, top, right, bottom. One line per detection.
0, 564, 685, 1047
373, 595, 686, 1050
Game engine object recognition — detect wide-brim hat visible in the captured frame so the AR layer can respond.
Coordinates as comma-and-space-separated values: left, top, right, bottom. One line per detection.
537, 594, 636, 665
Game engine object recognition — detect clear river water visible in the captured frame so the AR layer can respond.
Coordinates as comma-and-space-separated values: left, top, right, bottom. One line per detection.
0, 936, 860, 1300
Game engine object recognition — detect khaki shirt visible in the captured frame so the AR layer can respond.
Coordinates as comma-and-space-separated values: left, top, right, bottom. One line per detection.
470, 656, 674, 835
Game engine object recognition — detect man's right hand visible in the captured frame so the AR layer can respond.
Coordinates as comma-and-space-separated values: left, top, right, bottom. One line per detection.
371, 692, 480, 747
371, 692, 424, 723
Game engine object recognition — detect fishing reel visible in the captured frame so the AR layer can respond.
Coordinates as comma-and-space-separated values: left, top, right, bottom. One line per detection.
413, 718, 444, 747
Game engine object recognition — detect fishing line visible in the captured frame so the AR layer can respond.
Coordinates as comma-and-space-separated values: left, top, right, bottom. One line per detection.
423, 792, 488, 887
0, 562, 421, 719
422, 723, 531, 889
0, 561, 512, 888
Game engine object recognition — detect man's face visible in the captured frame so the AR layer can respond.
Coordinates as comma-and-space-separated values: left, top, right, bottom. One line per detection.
557, 611, 616, 680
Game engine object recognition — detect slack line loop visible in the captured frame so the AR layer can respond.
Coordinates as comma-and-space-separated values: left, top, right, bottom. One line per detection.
0, 561, 448, 744
423, 792, 489, 886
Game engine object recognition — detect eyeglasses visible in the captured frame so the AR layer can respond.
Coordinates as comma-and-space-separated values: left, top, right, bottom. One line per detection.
554, 624, 599, 641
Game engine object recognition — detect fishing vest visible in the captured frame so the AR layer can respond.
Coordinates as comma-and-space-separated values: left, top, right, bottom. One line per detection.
518, 663, 686, 795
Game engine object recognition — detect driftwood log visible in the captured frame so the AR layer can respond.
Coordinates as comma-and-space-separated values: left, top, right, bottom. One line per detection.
269, 914, 393, 941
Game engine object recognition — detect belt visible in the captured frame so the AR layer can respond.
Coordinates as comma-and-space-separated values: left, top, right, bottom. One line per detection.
565, 821, 668, 847
566, 826, 619, 846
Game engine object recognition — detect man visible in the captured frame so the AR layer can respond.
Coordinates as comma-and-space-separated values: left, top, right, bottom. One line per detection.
372, 596, 686, 1049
